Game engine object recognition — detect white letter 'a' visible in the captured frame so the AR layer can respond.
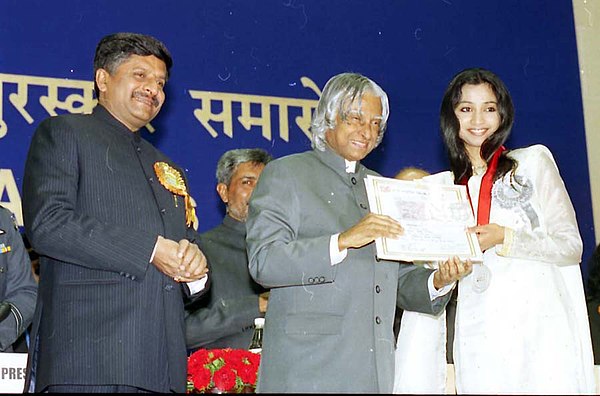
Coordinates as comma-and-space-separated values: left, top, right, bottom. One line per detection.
0, 168, 23, 226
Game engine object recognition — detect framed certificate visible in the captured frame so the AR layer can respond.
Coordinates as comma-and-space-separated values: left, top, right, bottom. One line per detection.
364, 175, 483, 262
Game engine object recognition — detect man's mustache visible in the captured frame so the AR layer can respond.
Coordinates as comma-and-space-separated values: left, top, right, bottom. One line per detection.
133, 91, 160, 107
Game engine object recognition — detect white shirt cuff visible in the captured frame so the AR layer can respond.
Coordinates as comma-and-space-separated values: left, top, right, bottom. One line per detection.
330, 233, 347, 266
428, 271, 455, 300
186, 274, 209, 295
150, 236, 160, 263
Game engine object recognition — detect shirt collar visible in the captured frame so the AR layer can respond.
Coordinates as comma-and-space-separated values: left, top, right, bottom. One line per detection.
345, 160, 356, 174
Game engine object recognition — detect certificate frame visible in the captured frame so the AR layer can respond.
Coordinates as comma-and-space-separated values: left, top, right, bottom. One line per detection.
364, 175, 483, 262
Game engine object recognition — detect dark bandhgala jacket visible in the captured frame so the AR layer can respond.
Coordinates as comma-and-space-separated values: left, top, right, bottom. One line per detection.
22, 105, 206, 393
185, 215, 267, 351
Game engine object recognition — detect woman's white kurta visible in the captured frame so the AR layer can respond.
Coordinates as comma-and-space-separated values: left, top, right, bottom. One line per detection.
393, 145, 595, 394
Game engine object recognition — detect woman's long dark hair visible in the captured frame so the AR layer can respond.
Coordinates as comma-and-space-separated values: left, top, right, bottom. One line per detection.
440, 68, 517, 183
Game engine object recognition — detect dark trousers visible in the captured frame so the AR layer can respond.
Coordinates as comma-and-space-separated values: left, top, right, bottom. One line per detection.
445, 288, 458, 364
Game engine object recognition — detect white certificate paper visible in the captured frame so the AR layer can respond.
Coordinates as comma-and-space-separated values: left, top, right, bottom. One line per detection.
364, 175, 483, 262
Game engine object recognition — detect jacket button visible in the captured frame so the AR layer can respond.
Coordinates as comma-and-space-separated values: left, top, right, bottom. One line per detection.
360, 203, 367, 209
351, 177, 357, 185
375, 285, 381, 293
375, 316, 381, 324
160, 208, 166, 214
136, 147, 141, 153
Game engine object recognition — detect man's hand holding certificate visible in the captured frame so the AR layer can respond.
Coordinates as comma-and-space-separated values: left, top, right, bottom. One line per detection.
364, 175, 483, 262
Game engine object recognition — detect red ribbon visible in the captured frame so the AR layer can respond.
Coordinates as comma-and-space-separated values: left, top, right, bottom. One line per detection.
460, 146, 506, 226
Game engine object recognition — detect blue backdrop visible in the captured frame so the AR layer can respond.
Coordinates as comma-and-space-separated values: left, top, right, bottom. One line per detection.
1, 1, 595, 277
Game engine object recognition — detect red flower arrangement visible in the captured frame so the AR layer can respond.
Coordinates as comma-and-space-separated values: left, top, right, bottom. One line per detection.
187, 348, 261, 393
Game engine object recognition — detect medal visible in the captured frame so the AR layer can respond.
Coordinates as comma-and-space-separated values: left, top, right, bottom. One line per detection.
460, 146, 506, 293
471, 263, 491, 293
153, 161, 198, 228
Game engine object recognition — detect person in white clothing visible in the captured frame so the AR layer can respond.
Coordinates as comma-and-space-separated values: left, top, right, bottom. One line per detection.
394, 67, 595, 395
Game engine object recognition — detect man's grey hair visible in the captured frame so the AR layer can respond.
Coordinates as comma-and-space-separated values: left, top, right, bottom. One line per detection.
310, 72, 389, 151
216, 148, 273, 185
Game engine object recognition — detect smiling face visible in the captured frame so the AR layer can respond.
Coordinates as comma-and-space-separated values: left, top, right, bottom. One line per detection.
96, 54, 167, 131
217, 161, 266, 222
455, 83, 501, 162
325, 93, 383, 162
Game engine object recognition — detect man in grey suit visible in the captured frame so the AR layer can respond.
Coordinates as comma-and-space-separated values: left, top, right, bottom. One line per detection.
22, 33, 209, 393
0, 205, 37, 353
185, 148, 272, 351
245, 72, 472, 393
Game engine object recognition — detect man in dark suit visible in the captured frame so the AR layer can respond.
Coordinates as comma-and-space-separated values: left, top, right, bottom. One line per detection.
245, 72, 472, 393
22, 32, 209, 393
185, 148, 272, 351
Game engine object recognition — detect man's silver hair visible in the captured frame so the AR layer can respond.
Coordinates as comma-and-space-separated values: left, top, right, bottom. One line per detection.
310, 72, 389, 151
216, 148, 273, 185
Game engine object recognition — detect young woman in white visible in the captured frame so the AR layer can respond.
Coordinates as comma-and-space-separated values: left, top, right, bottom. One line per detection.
394, 68, 595, 394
